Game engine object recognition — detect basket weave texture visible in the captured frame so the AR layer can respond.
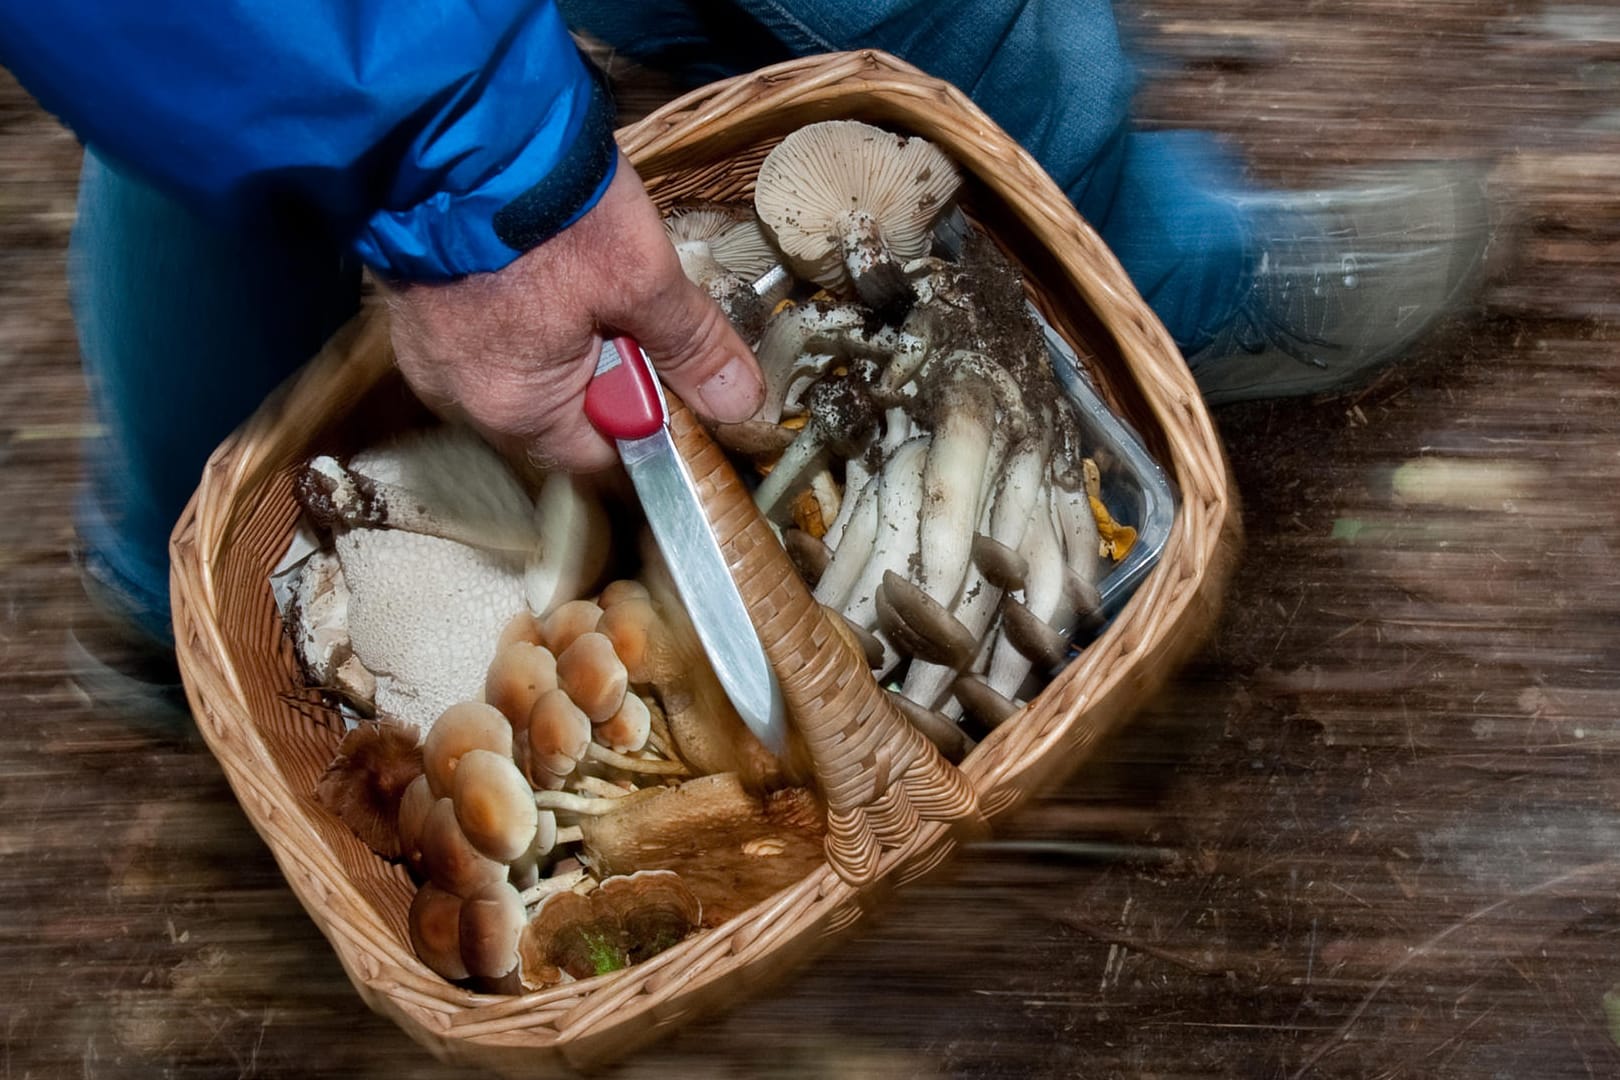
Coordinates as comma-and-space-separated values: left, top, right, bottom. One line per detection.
170, 50, 1238, 1076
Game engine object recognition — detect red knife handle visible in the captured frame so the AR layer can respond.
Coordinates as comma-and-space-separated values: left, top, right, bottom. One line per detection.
585, 335, 665, 441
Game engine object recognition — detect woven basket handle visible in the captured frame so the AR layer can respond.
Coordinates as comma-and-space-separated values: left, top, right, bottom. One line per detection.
665, 398, 984, 884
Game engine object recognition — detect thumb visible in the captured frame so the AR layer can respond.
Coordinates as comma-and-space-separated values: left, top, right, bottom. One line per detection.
618, 275, 764, 424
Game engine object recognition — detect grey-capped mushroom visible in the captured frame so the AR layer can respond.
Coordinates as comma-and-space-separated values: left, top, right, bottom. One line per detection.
754, 120, 962, 311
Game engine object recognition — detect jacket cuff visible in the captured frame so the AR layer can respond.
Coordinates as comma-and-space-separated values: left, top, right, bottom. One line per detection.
353, 65, 618, 283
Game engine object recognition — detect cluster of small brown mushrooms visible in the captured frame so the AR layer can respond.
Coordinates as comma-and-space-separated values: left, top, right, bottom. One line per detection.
286, 119, 1132, 991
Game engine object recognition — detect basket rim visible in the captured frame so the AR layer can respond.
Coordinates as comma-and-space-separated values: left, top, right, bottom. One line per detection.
169, 48, 1235, 1068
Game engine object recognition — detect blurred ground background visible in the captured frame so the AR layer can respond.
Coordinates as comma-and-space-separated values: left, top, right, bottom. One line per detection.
4, 2, 1620, 1077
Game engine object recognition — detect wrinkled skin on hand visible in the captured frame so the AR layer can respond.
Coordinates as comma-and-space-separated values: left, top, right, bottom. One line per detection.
386, 151, 764, 472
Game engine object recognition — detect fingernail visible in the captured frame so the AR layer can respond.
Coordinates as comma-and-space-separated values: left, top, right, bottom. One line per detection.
696, 356, 763, 423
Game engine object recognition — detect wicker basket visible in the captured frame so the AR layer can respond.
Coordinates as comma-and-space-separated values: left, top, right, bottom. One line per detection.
170, 50, 1237, 1076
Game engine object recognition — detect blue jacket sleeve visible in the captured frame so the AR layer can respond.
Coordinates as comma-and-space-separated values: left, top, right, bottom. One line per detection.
0, 0, 617, 281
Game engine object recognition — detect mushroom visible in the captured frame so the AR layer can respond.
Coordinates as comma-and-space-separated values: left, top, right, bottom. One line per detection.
419, 796, 509, 897
594, 692, 652, 755
590, 870, 702, 964
781, 527, 832, 588
526, 688, 593, 789
664, 203, 783, 339
984, 493, 1067, 700
578, 773, 825, 926
326, 525, 528, 733
290, 426, 636, 732
885, 689, 975, 764
901, 431, 1049, 712
555, 632, 628, 724
830, 434, 932, 673
745, 302, 870, 424
397, 773, 437, 875
637, 541, 797, 789
1051, 473, 1107, 631
595, 597, 662, 684
972, 534, 1028, 591
540, 599, 606, 656
451, 749, 539, 863
505, 809, 584, 891
951, 672, 1020, 730
665, 204, 780, 283
873, 571, 977, 670
494, 610, 545, 653
286, 548, 375, 710
751, 374, 876, 522
313, 720, 423, 857
483, 641, 557, 732
423, 702, 513, 798
458, 880, 528, 992
809, 472, 879, 613
408, 883, 469, 982
518, 889, 621, 988
754, 120, 961, 311
296, 426, 537, 554
523, 471, 612, 618
597, 579, 649, 609
913, 352, 1027, 607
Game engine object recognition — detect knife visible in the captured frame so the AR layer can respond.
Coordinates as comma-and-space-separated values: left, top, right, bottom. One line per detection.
583, 335, 789, 756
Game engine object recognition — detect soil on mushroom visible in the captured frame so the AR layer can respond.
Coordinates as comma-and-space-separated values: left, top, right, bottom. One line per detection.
949, 232, 1085, 457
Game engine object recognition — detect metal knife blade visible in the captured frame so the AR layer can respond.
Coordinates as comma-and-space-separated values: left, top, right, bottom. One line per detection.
583, 335, 788, 756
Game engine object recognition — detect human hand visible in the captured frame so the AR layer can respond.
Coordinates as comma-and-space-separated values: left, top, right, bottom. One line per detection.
384, 151, 763, 472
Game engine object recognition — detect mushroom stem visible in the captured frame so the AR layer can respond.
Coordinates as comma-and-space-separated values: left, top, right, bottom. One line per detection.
570, 774, 632, 799
901, 433, 1049, 711
518, 867, 590, 908
812, 471, 880, 611
754, 376, 874, 521
750, 304, 868, 423
824, 404, 912, 550
1051, 470, 1107, 633
916, 354, 1011, 607
524, 472, 611, 618
985, 488, 1067, 699
837, 436, 931, 667
583, 742, 689, 776
299, 430, 538, 554
533, 790, 623, 816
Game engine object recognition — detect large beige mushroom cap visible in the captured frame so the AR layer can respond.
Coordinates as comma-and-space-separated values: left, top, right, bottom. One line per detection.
754, 120, 961, 309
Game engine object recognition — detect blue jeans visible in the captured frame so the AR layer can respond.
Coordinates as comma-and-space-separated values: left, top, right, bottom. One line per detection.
73, 0, 1254, 643
71, 152, 361, 644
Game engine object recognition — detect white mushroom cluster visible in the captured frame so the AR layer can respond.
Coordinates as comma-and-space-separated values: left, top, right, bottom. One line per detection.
667, 120, 1132, 747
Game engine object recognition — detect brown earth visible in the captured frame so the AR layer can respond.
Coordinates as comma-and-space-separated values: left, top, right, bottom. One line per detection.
5, 4, 1620, 1077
